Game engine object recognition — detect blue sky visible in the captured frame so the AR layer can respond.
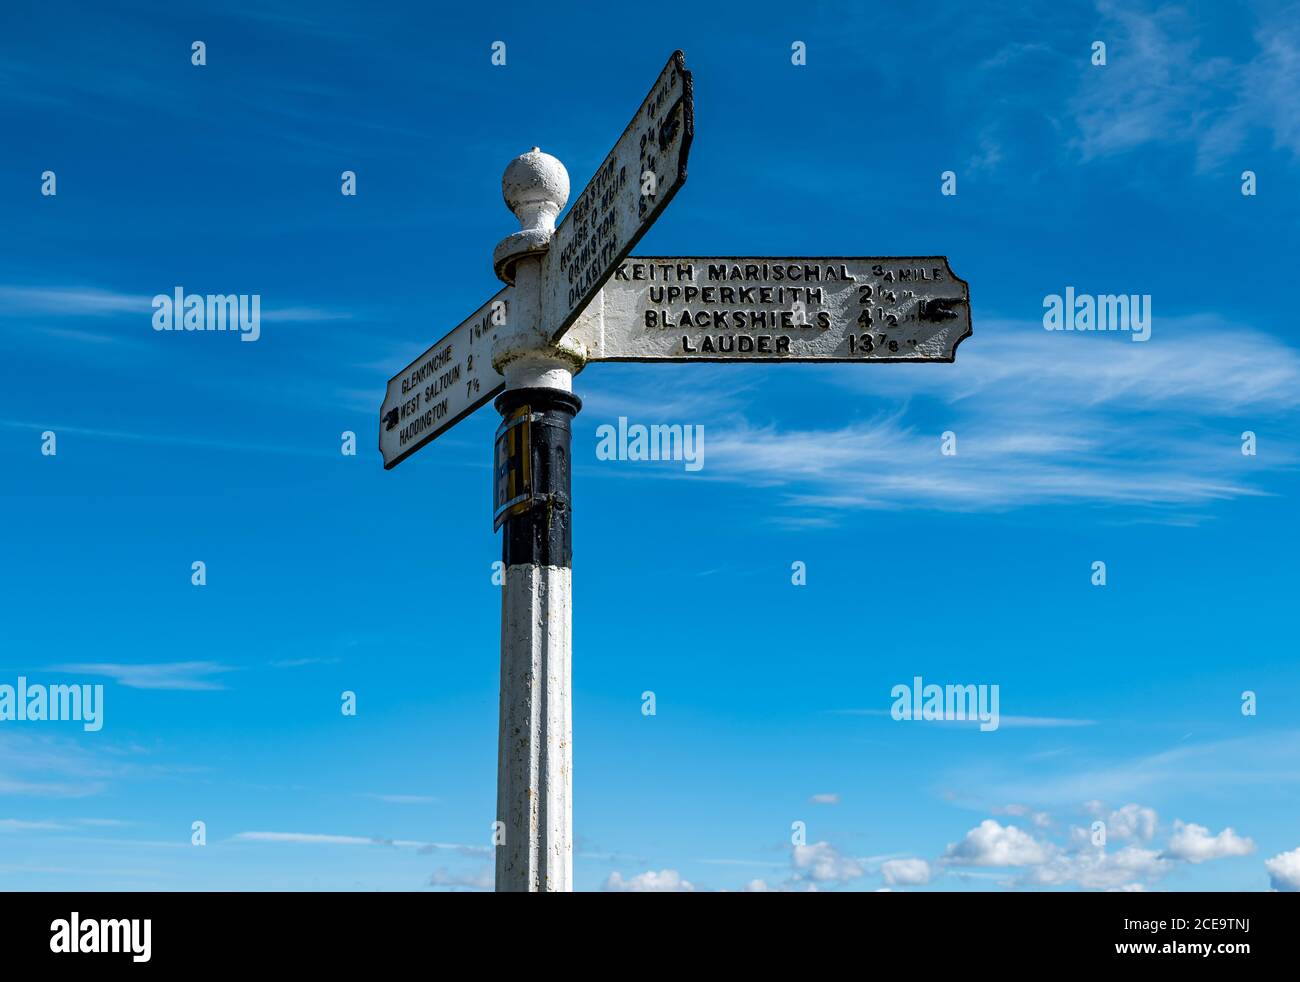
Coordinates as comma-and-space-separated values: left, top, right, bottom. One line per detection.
2, 0, 1299, 892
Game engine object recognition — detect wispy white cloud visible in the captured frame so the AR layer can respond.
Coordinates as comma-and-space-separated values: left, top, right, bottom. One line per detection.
830, 709, 1096, 728
582, 317, 1298, 524
973, 730, 1300, 806
0, 284, 351, 324
0, 285, 150, 315
51, 661, 234, 691
259, 306, 353, 323
428, 866, 492, 890
1, 419, 338, 460
1072, 0, 1300, 171
0, 777, 103, 798
0, 734, 159, 799
885, 316, 1300, 414
233, 832, 378, 846
1072, 1, 1234, 166
696, 857, 788, 868
994, 804, 1053, 829
232, 830, 489, 856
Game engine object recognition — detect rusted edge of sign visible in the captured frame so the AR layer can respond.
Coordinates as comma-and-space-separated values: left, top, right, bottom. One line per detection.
596, 255, 971, 364
548, 50, 694, 344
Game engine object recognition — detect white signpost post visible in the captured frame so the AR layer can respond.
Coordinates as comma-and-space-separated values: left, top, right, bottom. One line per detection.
378, 50, 971, 892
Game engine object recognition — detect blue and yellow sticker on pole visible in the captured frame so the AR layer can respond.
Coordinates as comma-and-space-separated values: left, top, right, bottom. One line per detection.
493, 405, 534, 531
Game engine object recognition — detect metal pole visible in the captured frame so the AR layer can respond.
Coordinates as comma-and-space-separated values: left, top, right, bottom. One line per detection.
490, 149, 585, 891
493, 382, 579, 891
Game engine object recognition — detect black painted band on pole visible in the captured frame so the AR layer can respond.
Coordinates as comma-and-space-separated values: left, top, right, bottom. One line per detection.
494, 387, 581, 569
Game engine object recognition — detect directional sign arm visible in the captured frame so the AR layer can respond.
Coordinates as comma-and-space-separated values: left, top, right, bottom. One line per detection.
570, 257, 971, 363
378, 287, 511, 469
541, 51, 693, 344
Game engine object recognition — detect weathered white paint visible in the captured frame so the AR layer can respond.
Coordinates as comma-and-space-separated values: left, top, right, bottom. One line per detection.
492, 148, 582, 892
378, 48, 693, 466
492, 149, 588, 388
496, 564, 572, 892
571, 257, 971, 362
493, 147, 570, 285
494, 250, 585, 390
378, 289, 509, 469
539, 51, 692, 344
503, 352, 576, 392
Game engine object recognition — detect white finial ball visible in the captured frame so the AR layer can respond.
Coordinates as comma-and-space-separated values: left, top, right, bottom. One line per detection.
502, 147, 569, 231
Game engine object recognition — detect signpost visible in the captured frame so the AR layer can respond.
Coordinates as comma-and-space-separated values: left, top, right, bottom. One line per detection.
574, 257, 969, 362
379, 289, 508, 469
540, 50, 693, 343
377, 50, 972, 892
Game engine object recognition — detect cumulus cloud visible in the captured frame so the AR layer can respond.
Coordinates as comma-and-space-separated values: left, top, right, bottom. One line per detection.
1014, 804, 1259, 890
1163, 821, 1255, 863
881, 858, 932, 886
792, 841, 865, 883
1106, 804, 1158, 842
942, 820, 1052, 867
603, 869, 694, 892
1264, 848, 1300, 892
913, 802, 1258, 891
1026, 845, 1170, 891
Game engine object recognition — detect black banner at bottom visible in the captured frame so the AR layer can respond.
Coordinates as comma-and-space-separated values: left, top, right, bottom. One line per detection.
0, 890, 1284, 971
